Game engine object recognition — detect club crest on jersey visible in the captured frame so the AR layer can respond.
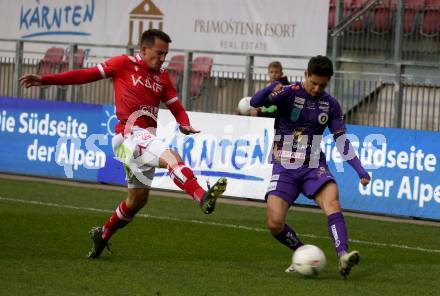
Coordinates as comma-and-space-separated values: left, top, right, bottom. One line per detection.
318, 112, 329, 125
317, 166, 329, 177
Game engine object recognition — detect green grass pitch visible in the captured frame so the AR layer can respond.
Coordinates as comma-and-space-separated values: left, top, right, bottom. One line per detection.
0, 177, 439, 296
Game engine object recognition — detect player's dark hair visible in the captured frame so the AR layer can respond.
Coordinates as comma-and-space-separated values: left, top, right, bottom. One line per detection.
307, 55, 334, 78
140, 29, 172, 46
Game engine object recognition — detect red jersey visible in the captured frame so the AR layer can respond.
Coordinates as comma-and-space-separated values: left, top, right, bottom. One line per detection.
41, 53, 190, 135
98, 54, 181, 134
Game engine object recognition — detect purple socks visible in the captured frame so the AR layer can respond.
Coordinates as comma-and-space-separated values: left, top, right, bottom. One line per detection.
328, 212, 349, 257
273, 224, 304, 250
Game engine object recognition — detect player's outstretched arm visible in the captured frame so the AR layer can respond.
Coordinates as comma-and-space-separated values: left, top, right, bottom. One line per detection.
19, 74, 42, 88
20, 67, 103, 88
165, 98, 200, 134
329, 100, 370, 186
333, 132, 371, 186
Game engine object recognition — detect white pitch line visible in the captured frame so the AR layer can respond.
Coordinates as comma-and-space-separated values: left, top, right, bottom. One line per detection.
1, 196, 440, 254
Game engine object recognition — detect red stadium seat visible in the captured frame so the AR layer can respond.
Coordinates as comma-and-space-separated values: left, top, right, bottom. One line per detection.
425, 0, 440, 8
190, 56, 213, 98
422, 10, 440, 35
328, 7, 336, 30
385, 0, 398, 9
351, 0, 368, 7
346, 0, 369, 32
405, 0, 426, 9
37, 47, 64, 75
344, 0, 354, 9
166, 55, 184, 90
403, 9, 418, 33
59, 48, 85, 73
402, 0, 425, 34
371, 5, 392, 33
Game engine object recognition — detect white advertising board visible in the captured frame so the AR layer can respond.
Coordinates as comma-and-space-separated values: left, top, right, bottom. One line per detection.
0, 0, 329, 67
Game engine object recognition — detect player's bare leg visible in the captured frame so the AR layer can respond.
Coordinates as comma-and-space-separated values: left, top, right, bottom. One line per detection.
315, 182, 360, 278
160, 149, 227, 214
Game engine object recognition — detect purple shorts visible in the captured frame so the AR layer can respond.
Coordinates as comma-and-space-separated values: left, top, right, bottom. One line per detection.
265, 161, 336, 205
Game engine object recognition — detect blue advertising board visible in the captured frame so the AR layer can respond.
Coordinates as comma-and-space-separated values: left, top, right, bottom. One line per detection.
1, 97, 439, 220
0, 97, 114, 182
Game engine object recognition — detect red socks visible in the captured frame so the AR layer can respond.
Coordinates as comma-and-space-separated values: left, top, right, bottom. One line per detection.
168, 162, 205, 202
102, 201, 138, 241
101, 163, 204, 241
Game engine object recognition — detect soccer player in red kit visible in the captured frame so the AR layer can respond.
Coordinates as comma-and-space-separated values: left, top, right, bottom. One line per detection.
20, 29, 227, 258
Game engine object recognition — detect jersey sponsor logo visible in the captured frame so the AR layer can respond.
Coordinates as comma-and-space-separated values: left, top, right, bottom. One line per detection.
306, 100, 316, 110
318, 100, 330, 111
131, 74, 163, 93
294, 96, 305, 105
140, 105, 159, 118
318, 112, 329, 125
290, 107, 302, 122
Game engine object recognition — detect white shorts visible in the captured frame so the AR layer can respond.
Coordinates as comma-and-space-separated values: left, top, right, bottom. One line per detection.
112, 127, 168, 189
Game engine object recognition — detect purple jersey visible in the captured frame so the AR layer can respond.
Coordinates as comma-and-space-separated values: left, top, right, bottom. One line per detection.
251, 81, 369, 179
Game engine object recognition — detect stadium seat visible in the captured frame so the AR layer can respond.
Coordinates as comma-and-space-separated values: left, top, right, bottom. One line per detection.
344, 0, 354, 9
166, 54, 184, 90
346, 0, 369, 32
403, 0, 425, 34
425, 0, 440, 8
384, 0, 398, 9
422, 0, 440, 36
405, 0, 426, 9
351, 0, 368, 7
37, 47, 64, 75
59, 48, 85, 73
190, 56, 213, 98
328, 6, 336, 30
371, 4, 392, 33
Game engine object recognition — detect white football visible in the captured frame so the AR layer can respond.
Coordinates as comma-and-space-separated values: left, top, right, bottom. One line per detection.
237, 96, 252, 115
292, 244, 326, 276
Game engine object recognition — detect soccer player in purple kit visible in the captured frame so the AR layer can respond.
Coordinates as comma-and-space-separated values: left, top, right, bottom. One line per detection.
251, 55, 370, 278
